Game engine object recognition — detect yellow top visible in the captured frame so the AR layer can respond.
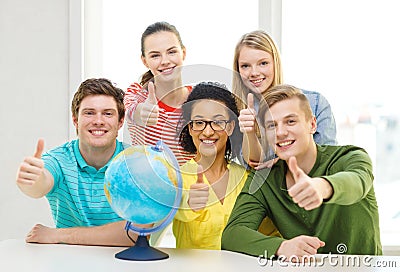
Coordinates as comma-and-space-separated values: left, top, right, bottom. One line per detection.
172, 159, 248, 249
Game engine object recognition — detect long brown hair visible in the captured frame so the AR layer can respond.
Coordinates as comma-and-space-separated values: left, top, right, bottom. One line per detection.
139, 21, 185, 88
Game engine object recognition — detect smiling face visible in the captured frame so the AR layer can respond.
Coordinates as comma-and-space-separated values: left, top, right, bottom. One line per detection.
189, 99, 234, 161
73, 95, 123, 150
264, 97, 316, 162
141, 31, 186, 83
238, 46, 274, 96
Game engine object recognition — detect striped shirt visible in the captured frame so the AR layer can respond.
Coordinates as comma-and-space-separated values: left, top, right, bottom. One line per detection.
124, 82, 195, 165
44, 139, 125, 228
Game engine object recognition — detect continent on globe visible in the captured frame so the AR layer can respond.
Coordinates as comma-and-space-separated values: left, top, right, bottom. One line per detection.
104, 143, 179, 225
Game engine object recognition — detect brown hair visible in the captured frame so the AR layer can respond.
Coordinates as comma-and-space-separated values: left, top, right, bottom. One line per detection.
71, 78, 125, 121
139, 22, 185, 87
258, 84, 313, 125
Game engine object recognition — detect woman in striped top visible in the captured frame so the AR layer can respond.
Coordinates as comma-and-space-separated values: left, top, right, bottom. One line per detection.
124, 21, 194, 165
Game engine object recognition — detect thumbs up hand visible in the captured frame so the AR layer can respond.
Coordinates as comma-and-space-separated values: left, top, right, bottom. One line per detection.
238, 93, 257, 133
139, 81, 159, 126
188, 165, 210, 212
287, 157, 333, 210
16, 139, 45, 186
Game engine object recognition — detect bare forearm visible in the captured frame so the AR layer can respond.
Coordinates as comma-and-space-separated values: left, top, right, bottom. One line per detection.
58, 221, 135, 246
26, 221, 155, 246
242, 132, 263, 164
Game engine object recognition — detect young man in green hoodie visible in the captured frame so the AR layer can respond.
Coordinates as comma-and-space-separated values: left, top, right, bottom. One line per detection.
222, 84, 381, 260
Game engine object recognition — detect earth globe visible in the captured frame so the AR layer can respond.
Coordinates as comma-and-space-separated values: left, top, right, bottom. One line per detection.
104, 140, 182, 261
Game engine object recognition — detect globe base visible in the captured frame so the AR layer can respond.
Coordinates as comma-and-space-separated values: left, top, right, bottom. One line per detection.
115, 235, 169, 261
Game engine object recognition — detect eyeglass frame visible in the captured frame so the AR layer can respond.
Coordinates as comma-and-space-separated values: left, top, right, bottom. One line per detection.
189, 119, 232, 132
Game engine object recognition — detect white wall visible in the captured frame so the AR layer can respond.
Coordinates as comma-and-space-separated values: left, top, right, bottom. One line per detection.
0, 0, 71, 240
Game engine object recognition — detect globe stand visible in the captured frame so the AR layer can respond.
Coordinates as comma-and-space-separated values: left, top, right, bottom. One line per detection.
105, 141, 182, 262
115, 235, 169, 261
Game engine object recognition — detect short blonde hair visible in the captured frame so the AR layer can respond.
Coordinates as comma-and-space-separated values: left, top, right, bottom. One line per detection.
258, 84, 313, 124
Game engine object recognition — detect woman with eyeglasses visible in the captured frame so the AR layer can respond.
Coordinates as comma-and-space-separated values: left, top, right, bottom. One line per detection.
172, 82, 248, 249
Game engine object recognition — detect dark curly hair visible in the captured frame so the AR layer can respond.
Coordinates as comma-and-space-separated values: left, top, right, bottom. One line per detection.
178, 82, 242, 161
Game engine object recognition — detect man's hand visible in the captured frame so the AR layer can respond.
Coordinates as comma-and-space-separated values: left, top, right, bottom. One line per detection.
276, 235, 325, 261
188, 165, 209, 212
287, 157, 333, 210
26, 224, 61, 244
16, 139, 45, 186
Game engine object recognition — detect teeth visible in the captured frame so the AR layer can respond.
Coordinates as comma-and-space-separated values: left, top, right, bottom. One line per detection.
202, 140, 215, 144
251, 79, 263, 84
278, 141, 293, 147
162, 67, 173, 73
92, 130, 105, 136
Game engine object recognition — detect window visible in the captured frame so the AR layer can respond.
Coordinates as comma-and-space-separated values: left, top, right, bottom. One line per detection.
98, 0, 259, 89
88, 0, 259, 247
281, 0, 400, 248
86, 0, 399, 250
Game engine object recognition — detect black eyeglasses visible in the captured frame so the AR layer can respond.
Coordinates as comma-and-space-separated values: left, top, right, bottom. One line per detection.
189, 120, 231, 131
